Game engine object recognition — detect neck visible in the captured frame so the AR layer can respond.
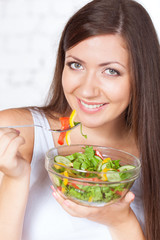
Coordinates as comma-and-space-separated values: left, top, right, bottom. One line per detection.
87, 121, 129, 145
73, 116, 130, 147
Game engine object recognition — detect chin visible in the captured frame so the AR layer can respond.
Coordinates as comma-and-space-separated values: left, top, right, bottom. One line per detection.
81, 121, 102, 129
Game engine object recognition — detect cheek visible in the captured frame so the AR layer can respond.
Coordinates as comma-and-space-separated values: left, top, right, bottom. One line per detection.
114, 87, 130, 102
103, 81, 131, 103
62, 69, 78, 94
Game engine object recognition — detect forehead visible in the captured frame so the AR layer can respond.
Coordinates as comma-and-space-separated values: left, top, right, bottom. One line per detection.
66, 34, 129, 65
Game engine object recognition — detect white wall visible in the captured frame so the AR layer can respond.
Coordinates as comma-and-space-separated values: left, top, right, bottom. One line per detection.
0, 0, 159, 110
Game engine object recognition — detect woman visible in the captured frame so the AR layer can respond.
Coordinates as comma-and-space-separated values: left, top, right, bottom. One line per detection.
0, 0, 160, 239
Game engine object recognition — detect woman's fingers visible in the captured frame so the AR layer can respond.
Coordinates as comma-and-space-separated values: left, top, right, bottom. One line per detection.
51, 185, 135, 226
0, 129, 20, 156
5, 133, 25, 158
51, 186, 97, 218
53, 191, 90, 217
0, 128, 26, 177
123, 191, 135, 204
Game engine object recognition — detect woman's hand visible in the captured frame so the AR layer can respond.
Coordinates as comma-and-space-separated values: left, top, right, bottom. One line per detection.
0, 128, 31, 240
0, 128, 30, 179
51, 185, 134, 227
51, 186, 145, 240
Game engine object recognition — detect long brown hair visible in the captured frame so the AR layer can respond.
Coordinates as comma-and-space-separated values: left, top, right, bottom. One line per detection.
41, 0, 160, 238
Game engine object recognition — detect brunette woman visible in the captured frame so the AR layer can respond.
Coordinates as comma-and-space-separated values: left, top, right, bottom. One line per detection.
0, 0, 160, 239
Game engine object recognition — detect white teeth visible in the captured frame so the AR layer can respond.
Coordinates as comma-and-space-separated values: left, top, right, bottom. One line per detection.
81, 100, 103, 109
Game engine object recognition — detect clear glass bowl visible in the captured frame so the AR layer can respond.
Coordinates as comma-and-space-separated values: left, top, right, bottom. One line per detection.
45, 144, 141, 207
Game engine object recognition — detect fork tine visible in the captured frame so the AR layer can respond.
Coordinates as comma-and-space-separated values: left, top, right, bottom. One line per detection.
50, 123, 80, 132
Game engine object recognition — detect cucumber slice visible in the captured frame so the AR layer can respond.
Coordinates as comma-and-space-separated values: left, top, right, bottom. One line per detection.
54, 156, 72, 166
118, 165, 135, 172
94, 155, 103, 162
50, 174, 61, 187
102, 163, 108, 170
97, 162, 102, 171
107, 171, 121, 182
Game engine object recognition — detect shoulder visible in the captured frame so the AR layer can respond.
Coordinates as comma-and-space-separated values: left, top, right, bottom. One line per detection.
0, 108, 34, 163
0, 108, 33, 124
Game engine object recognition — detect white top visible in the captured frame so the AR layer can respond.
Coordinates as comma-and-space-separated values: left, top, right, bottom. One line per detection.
21, 109, 144, 240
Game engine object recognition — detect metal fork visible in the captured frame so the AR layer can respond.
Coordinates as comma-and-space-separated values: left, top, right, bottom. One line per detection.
0, 123, 80, 133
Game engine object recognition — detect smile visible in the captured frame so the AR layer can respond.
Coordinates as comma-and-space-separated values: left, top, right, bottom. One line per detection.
80, 100, 104, 109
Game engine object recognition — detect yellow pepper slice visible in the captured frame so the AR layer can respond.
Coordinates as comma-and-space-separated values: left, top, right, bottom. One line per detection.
63, 171, 69, 185
63, 179, 68, 186
65, 109, 77, 145
64, 171, 69, 177
65, 130, 71, 146
54, 162, 66, 169
102, 167, 112, 172
88, 196, 93, 202
102, 167, 112, 181
69, 109, 76, 127
102, 168, 108, 181
102, 174, 108, 181
101, 158, 111, 164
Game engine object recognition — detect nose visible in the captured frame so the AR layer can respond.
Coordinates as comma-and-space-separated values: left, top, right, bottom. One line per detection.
79, 70, 100, 98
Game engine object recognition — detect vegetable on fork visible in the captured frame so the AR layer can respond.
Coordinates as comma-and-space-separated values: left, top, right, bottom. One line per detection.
58, 110, 87, 146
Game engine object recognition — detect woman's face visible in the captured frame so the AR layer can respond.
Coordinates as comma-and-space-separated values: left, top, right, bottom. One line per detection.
62, 34, 131, 128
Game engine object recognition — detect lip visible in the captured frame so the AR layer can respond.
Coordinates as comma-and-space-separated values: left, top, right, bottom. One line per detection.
77, 98, 107, 113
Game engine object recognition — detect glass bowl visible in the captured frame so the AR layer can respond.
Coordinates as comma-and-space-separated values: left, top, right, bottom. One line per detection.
45, 144, 141, 207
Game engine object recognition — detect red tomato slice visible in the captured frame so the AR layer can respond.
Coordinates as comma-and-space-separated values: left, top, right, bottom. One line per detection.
95, 150, 104, 160
57, 186, 62, 191
79, 177, 100, 182
68, 182, 80, 189
70, 177, 102, 186
116, 190, 123, 196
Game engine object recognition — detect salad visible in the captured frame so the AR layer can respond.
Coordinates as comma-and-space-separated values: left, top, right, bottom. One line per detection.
51, 146, 136, 205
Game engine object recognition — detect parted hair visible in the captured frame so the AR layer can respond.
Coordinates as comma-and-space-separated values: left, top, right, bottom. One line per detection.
41, 1, 160, 239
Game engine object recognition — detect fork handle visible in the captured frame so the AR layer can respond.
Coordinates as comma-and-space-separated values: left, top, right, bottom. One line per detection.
0, 124, 48, 131
0, 122, 80, 133
0, 124, 34, 129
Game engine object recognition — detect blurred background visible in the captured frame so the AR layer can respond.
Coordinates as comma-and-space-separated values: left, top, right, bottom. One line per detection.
0, 0, 159, 110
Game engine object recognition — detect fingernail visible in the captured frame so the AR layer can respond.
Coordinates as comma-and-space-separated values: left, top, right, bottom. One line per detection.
16, 129, 20, 134
64, 200, 70, 206
57, 189, 61, 194
50, 185, 55, 191
52, 191, 58, 199
125, 191, 135, 203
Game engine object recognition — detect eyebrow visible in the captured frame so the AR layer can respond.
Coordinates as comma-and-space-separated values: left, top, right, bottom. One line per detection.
65, 55, 126, 69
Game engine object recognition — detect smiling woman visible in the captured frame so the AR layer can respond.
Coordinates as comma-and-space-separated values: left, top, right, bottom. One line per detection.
62, 34, 131, 128
0, 0, 160, 240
